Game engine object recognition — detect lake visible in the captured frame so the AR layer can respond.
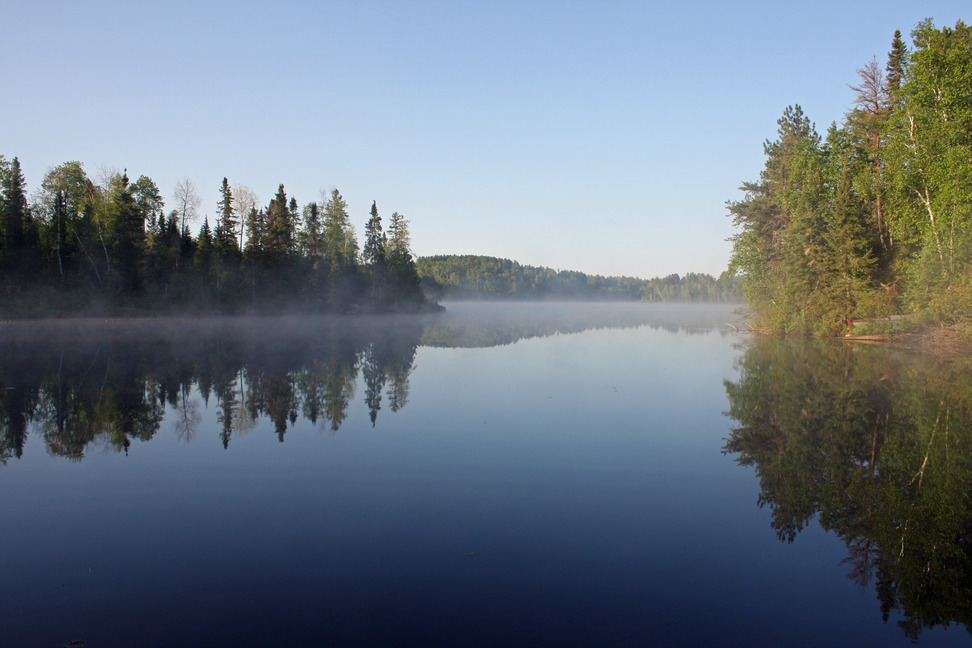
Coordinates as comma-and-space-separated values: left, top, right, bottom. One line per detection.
1, 302, 970, 647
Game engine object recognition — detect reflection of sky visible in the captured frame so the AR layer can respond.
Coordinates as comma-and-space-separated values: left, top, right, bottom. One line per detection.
2, 306, 963, 647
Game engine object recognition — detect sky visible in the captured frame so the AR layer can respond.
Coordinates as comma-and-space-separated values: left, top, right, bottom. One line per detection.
2, 1, 969, 280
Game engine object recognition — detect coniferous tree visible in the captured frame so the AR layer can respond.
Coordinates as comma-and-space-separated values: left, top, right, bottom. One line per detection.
886, 29, 907, 97
822, 165, 877, 323
216, 177, 237, 254
386, 212, 422, 301
111, 171, 146, 294
244, 207, 265, 257
363, 200, 386, 299
1, 158, 30, 253
1, 157, 35, 286
196, 217, 214, 280
288, 197, 300, 255
264, 184, 293, 266
0, 153, 433, 314
299, 202, 324, 262
387, 211, 411, 260
728, 105, 823, 329
322, 188, 358, 275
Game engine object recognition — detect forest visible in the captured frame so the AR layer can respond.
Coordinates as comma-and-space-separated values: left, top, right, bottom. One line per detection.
729, 19, 972, 334
0, 161, 433, 316
417, 254, 741, 302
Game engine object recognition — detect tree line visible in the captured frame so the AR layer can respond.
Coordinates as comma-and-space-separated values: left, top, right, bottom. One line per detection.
0, 158, 433, 316
728, 19, 972, 334
417, 254, 741, 302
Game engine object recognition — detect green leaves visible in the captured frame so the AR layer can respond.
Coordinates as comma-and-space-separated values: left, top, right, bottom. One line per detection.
728, 19, 972, 331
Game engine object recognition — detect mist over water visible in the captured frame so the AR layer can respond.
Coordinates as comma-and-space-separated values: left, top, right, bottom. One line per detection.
1, 303, 968, 647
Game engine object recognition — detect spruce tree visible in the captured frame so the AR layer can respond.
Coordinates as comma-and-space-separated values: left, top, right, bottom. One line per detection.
823, 165, 876, 324
111, 171, 146, 293
886, 30, 907, 96
288, 197, 300, 254
386, 212, 422, 301
265, 184, 292, 263
323, 188, 357, 274
196, 217, 213, 276
363, 201, 387, 300
216, 177, 237, 253
0, 157, 36, 287
300, 202, 323, 261
2, 157, 30, 254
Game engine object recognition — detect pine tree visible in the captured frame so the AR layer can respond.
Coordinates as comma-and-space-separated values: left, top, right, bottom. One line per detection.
363, 200, 387, 299
299, 202, 324, 263
387, 211, 411, 261
0, 157, 36, 286
819, 164, 877, 327
385, 211, 422, 300
323, 189, 357, 274
728, 106, 822, 328
216, 177, 237, 254
244, 207, 265, 257
196, 217, 213, 277
111, 171, 146, 293
1, 157, 30, 255
264, 184, 292, 263
886, 29, 907, 97
288, 197, 300, 254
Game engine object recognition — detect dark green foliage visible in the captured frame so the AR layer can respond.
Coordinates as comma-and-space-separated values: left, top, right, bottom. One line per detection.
363, 201, 386, 267
418, 254, 740, 302
0, 157, 38, 287
728, 19, 972, 332
111, 171, 146, 293
0, 158, 435, 316
1, 157, 30, 250
363, 201, 387, 301
216, 177, 237, 254
886, 29, 907, 96
384, 211, 424, 303
264, 184, 293, 264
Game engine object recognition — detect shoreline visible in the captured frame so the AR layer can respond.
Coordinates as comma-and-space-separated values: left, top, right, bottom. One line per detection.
843, 321, 972, 356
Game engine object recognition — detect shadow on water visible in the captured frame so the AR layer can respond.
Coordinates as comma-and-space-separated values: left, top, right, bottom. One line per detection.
724, 335, 972, 641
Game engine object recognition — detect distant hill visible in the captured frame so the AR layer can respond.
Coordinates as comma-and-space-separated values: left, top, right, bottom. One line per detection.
416, 255, 741, 302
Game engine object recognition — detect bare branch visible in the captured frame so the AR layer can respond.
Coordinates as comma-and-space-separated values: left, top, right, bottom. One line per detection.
172, 177, 201, 237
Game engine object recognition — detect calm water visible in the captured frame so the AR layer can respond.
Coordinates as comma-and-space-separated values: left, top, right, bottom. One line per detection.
1, 303, 970, 647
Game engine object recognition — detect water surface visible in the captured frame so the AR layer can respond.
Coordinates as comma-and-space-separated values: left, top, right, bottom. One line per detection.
1, 303, 969, 646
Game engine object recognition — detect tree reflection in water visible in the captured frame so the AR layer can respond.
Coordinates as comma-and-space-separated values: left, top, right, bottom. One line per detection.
724, 336, 972, 640
0, 304, 734, 464
0, 316, 425, 460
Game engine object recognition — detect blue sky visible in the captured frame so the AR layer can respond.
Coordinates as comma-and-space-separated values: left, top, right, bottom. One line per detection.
2, 1, 968, 279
